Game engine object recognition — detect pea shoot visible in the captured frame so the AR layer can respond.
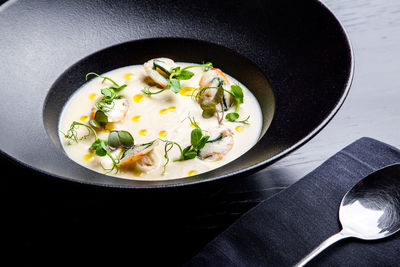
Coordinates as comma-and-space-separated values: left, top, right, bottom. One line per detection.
142, 62, 213, 95
85, 72, 127, 128
159, 117, 210, 175
196, 83, 250, 125
62, 121, 134, 173
225, 84, 250, 124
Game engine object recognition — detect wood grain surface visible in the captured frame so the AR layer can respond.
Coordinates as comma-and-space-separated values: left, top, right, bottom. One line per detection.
1, 0, 399, 266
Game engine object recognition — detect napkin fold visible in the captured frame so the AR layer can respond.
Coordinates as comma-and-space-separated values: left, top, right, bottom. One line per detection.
185, 137, 400, 266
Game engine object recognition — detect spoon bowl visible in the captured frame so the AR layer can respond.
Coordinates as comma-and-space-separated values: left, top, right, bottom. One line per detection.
339, 164, 400, 240
296, 163, 400, 266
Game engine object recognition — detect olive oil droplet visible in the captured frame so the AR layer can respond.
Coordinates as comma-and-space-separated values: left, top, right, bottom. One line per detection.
159, 108, 168, 115
188, 170, 198, 176
179, 87, 196, 97
133, 94, 144, 103
89, 93, 97, 100
124, 73, 133, 80
132, 115, 141, 122
235, 126, 244, 133
80, 115, 89, 122
132, 169, 142, 177
139, 129, 147, 136
83, 154, 93, 162
158, 130, 168, 137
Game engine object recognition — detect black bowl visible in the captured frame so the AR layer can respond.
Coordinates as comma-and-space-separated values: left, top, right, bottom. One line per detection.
0, 0, 353, 188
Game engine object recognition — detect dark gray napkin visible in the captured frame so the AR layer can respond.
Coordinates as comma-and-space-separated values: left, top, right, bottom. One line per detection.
185, 137, 400, 266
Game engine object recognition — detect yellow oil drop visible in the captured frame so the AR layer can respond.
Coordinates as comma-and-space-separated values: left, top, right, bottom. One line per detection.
83, 153, 93, 162
179, 87, 196, 96
132, 169, 142, 177
132, 115, 141, 122
158, 130, 168, 137
124, 73, 133, 80
105, 123, 115, 132
159, 108, 168, 115
188, 170, 198, 176
133, 94, 144, 103
190, 122, 198, 128
235, 125, 244, 133
89, 93, 97, 100
139, 129, 147, 136
80, 115, 89, 122
167, 106, 176, 112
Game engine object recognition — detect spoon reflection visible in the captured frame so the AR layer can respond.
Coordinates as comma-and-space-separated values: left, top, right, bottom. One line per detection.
295, 163, 400, 267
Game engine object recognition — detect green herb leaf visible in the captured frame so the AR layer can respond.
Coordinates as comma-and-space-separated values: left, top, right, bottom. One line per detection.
101, 88, 113, 98
231, 85, 244, 104
108, 130, 134, 150
168, 78, 181, 93
148, 62, 214, 96
86, 72, 127, 117
191, 128, 203, 148
118, 130, 134, 148
96, 141, 108, 157
107, 131, 120, 150
183, 149, 197, 160
200, 102, 217, 118
176, 70, 195, 80
62, 121, 120, 173
225, 112, 240, 122
196, 136, 210, 150
94, 110, 108, 127
89, 118, 102, 129
199, 84, 224, 119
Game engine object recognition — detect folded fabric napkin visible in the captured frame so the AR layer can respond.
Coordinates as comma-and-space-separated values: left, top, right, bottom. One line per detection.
185, 137, 400, 266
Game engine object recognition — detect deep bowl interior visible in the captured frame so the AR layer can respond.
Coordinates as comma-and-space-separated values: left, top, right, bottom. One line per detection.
0, 0, 353, 188
44, 38, 276, 183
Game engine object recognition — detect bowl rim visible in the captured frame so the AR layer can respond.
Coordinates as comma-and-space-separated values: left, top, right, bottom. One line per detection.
0, 0, 354, 189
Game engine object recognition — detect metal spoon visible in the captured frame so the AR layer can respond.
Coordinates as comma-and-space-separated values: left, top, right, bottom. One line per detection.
295, 163, 400, 267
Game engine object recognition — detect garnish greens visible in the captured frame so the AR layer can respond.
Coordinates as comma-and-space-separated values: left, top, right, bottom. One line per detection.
159, 117, 210, 174
180, 117, 210, 160
142, 62, 213, 95
108, 130, 135, 151
62, 121, 134, 173
196, 83, 249, 124
85, 72, 127, 128
224, 84, 249, 124
199, 84, 224, 121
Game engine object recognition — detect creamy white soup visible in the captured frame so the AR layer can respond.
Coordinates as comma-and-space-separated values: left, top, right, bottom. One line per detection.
59, 58, 263, 180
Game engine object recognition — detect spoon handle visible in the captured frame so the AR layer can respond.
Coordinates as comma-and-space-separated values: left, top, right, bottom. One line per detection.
294, 230, 351, 267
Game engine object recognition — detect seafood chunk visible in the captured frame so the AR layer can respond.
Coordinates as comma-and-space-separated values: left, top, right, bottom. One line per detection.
199, 68, 230, 88
118, 140, 160, 173
198, 68, 233, 110
143, 58, 178, 87
103, 97, 129, 122
199, 127, 234, 161
92, 97, 129, 123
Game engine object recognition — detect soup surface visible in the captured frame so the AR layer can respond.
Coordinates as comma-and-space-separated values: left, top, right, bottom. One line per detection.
59, 59, 263, 180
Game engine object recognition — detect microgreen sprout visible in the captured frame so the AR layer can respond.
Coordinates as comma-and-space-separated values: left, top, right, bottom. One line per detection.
85, 72, 127, 128
224, 84, 250, 124
62, 121, 134, 173
158, 116, 210, 174
146, 62, 213, 95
